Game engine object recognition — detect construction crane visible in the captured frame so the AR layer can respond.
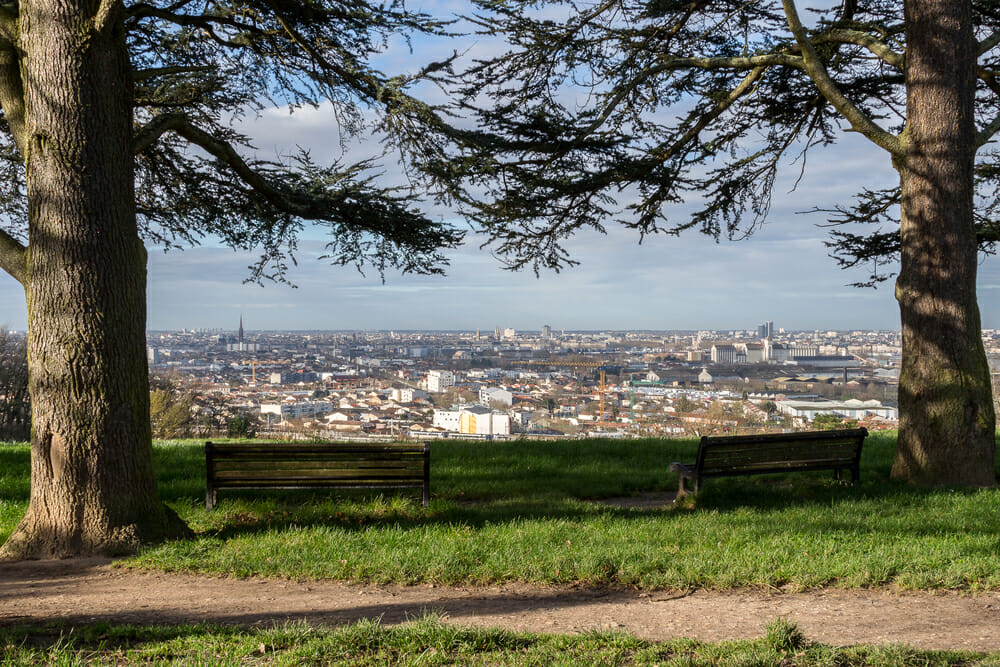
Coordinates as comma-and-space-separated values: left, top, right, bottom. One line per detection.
241, 359, 289, 385
243, 359, 261, 385
513, 359, 614, 427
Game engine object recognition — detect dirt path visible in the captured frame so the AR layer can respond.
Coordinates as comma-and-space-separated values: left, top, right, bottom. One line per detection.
2, 558, 999, 652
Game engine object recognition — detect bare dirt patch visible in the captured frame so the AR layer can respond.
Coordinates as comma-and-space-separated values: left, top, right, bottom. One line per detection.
2, 558, 999, 652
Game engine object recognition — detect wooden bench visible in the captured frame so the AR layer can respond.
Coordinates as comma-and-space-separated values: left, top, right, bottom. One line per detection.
205, 441, 430, 509
669, 428, 867, 497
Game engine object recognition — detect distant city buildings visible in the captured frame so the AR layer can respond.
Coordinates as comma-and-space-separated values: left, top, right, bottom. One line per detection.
480, 386, 513, 407
426, 370, 456, 393
433, 406, 511, 437
270, 370, 318, 384
773, 398, 897, 423
139, 325, 983, 440
260, 400, 333, 421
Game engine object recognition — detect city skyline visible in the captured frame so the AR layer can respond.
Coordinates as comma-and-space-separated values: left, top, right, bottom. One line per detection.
3, 3, 1000, 332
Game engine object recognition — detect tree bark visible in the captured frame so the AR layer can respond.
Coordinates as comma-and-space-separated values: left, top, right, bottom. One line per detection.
893, 0, 997, 486
0, 0, 187, 559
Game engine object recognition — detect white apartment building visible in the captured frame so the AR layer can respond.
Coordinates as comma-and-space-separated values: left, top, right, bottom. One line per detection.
764, 340, 788, 362
711, 344, 738, 364
390, 387, 427, 403
742, 342, 766, 363
260, 400, 333, 421
460, 406, 511, 436
432, 409, 461, 431
426, 370, 456, 393
480, 386, 513, 407
789, 343, 820, 358
775, 398, 898, 422
432, 407, 511, 436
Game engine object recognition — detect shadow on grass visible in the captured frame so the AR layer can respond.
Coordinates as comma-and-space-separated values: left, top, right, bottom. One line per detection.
4, 436, 998, 545
144, 435, 992, 543
0, 444, 29, 502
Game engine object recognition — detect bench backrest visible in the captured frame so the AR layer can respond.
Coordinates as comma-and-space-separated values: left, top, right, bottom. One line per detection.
205, 442, 429, 490
696, 428, 867, 478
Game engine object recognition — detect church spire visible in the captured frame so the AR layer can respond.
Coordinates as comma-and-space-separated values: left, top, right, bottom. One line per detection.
238, 315, 244, 343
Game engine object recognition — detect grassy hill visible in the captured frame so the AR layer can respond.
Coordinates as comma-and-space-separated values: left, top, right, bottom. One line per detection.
2, 433, 999, 590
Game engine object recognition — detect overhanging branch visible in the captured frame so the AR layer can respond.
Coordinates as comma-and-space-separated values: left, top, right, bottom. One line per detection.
976, 71, 1000, 146
134, 65, 216, 83
782, 0, 904, 158
818, 29, 904, 70
651, 53, 803, 73
132, 113, 189, 155
0, 228, 25, 285
133, 113, 407, 227
655, 66, 767, 161
132, 114, 299, 213
0, 38, 26, 153
94, 0, 121, 35
980, 29, 1000, 56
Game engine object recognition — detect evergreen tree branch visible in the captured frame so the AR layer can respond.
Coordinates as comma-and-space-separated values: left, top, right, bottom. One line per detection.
132, 113, 362, 217
132, 112, 462, 277
979, 29, 1000, 55
648, 29, 901, 76
132, 112, 191, 155
818, 29, 904, 69
133, 66, 216, 83
0, 38, 26, 153
650, 54, 804, 72
654, 66, 768, 170
0, 227, 24, 285
781, 0, 905, 158
977, 112, 1000, 147
95, 0, 121, 35
976, 69, 1000, 146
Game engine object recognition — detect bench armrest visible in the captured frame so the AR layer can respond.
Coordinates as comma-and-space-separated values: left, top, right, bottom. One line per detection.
669, 462, 694, 475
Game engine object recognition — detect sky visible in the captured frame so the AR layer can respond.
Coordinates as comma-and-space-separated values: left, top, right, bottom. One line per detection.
3, 2, 1000, 333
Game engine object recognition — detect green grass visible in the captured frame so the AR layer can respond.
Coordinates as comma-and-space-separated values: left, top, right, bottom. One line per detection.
1, 617, 998, 666
2, 433, 1000, 590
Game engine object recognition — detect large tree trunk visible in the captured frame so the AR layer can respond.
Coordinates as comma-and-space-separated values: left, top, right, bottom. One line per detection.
0, 0, 187, 559
893, 0, 997, 486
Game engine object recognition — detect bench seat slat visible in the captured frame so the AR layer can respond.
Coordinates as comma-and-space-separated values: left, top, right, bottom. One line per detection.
205, 441, 430, 509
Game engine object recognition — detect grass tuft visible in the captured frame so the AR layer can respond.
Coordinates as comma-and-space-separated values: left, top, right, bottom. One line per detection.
765, 617, 808, 652
5, 617, 994, 666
